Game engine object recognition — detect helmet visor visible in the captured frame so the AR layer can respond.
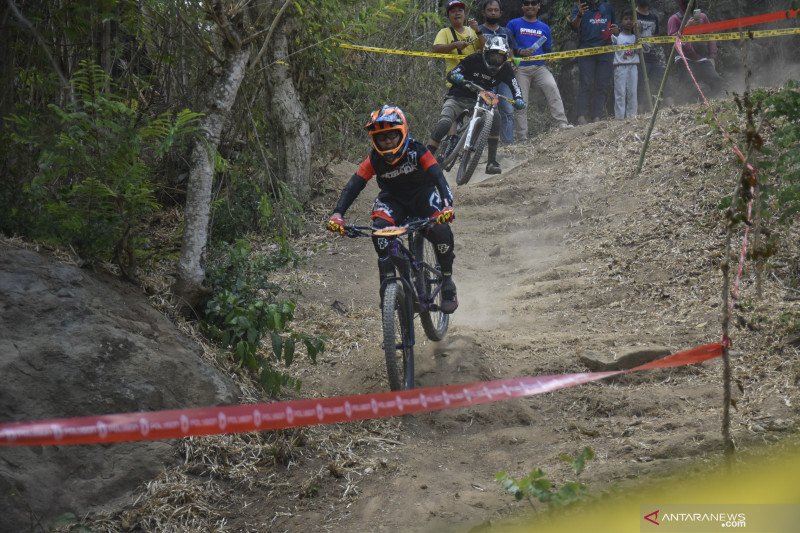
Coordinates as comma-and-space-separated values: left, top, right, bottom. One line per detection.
485, 51, 506, 68
373, 130, 402, 149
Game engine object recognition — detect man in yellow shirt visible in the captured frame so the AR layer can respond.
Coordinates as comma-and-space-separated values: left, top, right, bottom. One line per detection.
433, 0, 486, 77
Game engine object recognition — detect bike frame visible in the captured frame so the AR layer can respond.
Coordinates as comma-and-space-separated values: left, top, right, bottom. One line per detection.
462, 86, 499, 153
346, 219, 444, 317
343, 219, 447, 390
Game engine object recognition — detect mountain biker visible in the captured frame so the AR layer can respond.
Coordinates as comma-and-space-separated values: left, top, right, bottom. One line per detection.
426, 35, 526, 176
327, 105, 459, 314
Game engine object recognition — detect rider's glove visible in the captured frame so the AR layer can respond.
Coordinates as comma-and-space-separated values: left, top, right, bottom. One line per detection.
326, 214, 345, 235
450, 72, 465, 85
435, 207, 455, 224
513, 98, 526, 110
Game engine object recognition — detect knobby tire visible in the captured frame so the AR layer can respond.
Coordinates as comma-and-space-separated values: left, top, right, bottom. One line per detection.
382, 281, 414, 391
441, 130, 466, 171
456, 113, 492, 186
411, 234, 449, 341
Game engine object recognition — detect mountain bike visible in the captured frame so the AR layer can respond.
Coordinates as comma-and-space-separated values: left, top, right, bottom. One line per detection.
344, 218, 450, 391
438, 80, 509, 186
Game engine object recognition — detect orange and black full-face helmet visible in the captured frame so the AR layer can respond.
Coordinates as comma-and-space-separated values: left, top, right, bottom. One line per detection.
365, 105, 410, 165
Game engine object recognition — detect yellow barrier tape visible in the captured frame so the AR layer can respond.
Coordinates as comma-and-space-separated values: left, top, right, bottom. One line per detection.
339, 26, 799, 62
339, 42, 639, 62
643, 26, 800, 44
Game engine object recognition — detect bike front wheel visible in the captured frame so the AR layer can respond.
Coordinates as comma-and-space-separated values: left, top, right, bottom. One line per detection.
411, 234, 449, 341
456, 113, 492, 186
382, 281, 415, 390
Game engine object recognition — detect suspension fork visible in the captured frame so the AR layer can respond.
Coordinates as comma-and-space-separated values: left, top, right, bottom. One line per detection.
463, 101, 485, 152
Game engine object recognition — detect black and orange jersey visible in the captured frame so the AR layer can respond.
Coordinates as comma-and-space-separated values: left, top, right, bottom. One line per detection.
446, 52, 523, 101
333, 139, 453, 217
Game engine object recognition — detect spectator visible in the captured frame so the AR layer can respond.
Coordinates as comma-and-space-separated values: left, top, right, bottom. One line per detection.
508, 0, 572, 139
433, 0, 486, 81
667, 1, 722, 101
635, 0, 666, 112
479, 0, 517, 144
570, 1, 618, 124
611, 9, 639, 119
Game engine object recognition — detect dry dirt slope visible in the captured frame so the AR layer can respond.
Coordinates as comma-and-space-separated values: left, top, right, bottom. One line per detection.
271, 106, 800, 533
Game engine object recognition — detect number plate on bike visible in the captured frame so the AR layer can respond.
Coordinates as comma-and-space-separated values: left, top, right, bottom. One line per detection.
479, 90, 499, 106
374, 226, 408, 237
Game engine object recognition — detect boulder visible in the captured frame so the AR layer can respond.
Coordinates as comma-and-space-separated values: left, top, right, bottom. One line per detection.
0, 244, 240, 532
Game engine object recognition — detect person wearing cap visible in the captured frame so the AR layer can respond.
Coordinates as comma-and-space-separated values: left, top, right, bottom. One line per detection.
570, 1, 618, 124
433, 0, 486, 80
635, 0, 666, 113
507, 0, 572, 139
666, 0, 722, 103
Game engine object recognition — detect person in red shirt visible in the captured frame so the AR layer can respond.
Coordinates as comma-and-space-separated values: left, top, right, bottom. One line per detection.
667, 0, 722, 103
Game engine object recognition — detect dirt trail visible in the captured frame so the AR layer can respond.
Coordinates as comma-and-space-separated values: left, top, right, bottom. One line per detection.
254, 111, 798, 533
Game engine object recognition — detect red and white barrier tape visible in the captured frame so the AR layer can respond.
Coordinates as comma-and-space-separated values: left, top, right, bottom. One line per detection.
683, 8, 799, 35
0, 343, 723, 447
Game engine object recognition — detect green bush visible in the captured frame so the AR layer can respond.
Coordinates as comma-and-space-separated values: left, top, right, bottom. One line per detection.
759, 80, 800, 221
2, 60, 201, 276
203, 239, 323, 395
497, 447, 595, 508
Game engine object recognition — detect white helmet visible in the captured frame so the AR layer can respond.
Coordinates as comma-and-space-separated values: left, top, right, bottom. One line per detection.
483, 35, 509, 74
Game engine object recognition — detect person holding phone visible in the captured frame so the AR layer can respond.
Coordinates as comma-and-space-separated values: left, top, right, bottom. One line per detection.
433, 0, 487, 83
667, 1, 721, 103
570, 1, 617, 124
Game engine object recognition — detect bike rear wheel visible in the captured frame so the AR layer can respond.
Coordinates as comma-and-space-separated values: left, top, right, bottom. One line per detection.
456, 113, 492, 186
411, 234, 449, 341
382, 281, 414, 390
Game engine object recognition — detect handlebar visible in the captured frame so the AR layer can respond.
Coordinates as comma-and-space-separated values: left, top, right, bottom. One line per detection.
460, 79, 516, 105
343, 217, 438, 239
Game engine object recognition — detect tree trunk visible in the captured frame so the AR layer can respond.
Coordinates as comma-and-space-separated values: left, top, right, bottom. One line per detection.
268, 27, 311, 203
0, 4, 14, 125
174, 46, 250, 313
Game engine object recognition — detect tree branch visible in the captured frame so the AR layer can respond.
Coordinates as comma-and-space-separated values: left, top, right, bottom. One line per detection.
6, 0, 75, 107
249, 0, 292, 68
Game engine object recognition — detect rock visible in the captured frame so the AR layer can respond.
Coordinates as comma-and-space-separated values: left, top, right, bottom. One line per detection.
578, 346, 672, 371
0, 244, 241, 532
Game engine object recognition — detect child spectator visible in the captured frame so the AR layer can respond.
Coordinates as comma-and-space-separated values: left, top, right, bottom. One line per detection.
611, 9, 639, 119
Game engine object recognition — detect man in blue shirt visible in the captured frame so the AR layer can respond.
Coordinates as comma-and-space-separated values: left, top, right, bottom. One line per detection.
508, 0, 572, 140
570, 1, 618, 124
